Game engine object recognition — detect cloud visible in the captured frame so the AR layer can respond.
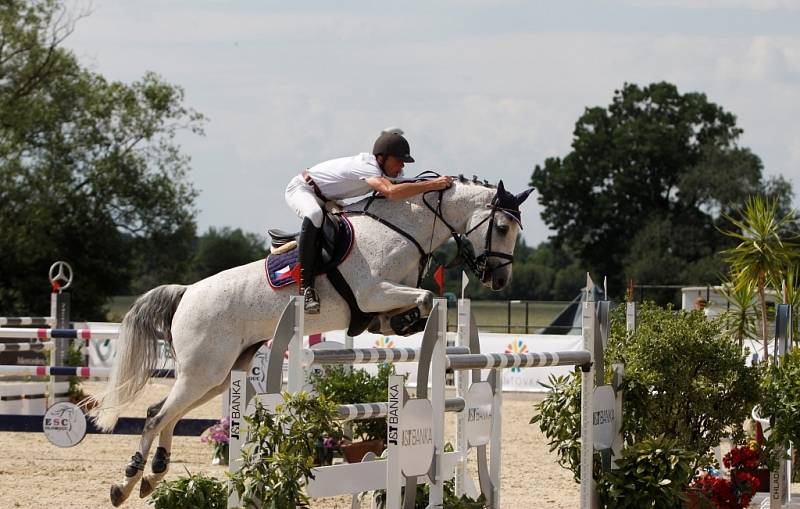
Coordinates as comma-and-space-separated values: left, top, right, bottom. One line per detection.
63, 3, 800, 242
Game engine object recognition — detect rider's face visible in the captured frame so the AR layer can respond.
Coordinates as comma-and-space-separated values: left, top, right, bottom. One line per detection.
381, 155, 405, 178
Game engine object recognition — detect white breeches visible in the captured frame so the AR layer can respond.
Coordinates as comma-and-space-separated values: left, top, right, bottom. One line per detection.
285, 175, 324, 228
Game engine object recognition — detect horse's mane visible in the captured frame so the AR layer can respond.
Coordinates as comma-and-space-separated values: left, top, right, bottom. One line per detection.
346, 174, 497, 213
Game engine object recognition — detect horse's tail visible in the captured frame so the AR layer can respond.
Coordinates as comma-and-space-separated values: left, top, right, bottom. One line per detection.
89, 284, 187, 432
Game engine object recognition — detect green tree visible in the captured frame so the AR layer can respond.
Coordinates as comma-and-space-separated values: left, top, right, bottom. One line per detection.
530, 82, 784, 292
189, 227, 265, 282
0, 0, 204, 318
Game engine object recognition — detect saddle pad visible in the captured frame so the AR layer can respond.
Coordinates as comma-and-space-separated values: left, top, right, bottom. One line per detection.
264, 215, 355, 289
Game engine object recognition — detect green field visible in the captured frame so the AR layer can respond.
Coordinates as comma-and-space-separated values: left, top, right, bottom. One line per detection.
108, 296, 572, 334
447, 300, 571, 334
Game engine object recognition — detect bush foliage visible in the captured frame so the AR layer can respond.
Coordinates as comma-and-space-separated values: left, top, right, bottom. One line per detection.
533, 302, 761, 495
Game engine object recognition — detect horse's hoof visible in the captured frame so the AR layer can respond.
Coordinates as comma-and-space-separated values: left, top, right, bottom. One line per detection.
139, 477, 155, 498
110, 484, 126, 507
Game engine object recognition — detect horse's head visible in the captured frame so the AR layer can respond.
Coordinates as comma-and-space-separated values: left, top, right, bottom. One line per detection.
456, 180, 533, 291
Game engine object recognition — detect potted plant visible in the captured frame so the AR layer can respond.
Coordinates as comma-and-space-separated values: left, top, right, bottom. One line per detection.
200, 417, 230, 465
308, 363, 397, 463
689, 443, 762, 508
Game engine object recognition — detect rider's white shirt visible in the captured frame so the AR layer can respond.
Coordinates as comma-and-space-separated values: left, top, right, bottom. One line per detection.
306, 153, 385, 200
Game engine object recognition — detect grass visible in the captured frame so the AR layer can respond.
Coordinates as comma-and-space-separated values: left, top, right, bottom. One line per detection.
107, 296, 572, 334
447, 300, 571, 334
106, 295, 137, 322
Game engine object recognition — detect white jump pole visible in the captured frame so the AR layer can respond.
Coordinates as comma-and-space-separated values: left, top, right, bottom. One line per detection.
490, 368, 503, 508
428, 298, 448, 507
287, 296, 305, 393
455, 298, 470, 499
580, 275, 597, 509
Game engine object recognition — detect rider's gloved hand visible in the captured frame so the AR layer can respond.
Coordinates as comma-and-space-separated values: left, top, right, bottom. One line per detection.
429, 176, 453, 191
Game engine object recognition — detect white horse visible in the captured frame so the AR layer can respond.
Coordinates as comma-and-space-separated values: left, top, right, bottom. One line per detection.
91, 177, 532, 506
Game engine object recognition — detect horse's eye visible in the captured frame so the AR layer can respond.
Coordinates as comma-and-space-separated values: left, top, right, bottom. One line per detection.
496, 224, 509, 235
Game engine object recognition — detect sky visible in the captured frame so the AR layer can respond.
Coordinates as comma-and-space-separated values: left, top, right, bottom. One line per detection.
62, 0, 800, 246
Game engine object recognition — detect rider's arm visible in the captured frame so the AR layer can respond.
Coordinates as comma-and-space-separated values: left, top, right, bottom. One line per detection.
365, 176, 451, 201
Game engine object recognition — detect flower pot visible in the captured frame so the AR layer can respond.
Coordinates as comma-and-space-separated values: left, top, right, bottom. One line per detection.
340, 439, 384, 463
755, 468, 770, 493
211, 443, 229, 465
683, 489, 713, 509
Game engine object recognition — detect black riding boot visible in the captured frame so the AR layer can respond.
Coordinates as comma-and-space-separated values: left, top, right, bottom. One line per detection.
298, 217, 321, 314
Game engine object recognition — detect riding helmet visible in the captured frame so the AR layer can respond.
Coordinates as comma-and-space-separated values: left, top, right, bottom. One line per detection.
373, 128, 414, 163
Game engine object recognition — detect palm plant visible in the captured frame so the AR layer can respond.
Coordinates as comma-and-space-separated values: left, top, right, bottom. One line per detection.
720, 274, 758, 350
719, 196, 799, 362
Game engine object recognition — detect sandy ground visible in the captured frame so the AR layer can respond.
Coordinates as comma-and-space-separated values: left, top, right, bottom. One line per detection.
0, 380, 578, 509
4, 380, 797, 509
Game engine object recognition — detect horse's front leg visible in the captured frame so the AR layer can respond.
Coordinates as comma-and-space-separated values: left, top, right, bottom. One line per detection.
355, 281, 434, 335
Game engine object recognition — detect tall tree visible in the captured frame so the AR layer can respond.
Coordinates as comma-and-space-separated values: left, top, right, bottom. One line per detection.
530, 82, 781, 292
0, 1, 204, 318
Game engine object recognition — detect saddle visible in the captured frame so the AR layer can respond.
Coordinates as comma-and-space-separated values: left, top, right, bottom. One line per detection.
267, 210, 344, 267
265, 212, 374, 336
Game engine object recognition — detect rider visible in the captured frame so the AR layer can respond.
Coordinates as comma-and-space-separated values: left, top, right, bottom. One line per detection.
285, 128, 453, 314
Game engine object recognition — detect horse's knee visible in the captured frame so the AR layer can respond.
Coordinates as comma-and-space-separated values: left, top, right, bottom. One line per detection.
416, 291, 434, 315
146, 399, 165, 419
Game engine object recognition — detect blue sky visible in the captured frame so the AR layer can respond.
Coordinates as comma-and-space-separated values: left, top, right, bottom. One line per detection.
63, 0, 800, 245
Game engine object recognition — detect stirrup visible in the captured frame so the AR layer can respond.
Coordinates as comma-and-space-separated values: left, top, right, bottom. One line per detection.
303, 287, 320, 314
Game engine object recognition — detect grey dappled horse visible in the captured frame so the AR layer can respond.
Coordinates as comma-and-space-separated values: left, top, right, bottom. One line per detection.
90, 178, 532, 506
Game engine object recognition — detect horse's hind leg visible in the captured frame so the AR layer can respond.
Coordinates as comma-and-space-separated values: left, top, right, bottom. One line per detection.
138, 344, 262, 499
109, 375, 215, 507
138, 379, 229, 498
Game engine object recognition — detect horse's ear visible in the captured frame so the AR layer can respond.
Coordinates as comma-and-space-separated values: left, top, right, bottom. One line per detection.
515, 188, 534, 206
497, 180, 506, 194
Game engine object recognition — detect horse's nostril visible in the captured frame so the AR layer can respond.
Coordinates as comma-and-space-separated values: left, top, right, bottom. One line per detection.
498, 278, 506, 287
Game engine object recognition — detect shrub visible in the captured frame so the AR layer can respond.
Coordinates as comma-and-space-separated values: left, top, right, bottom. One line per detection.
533, 302, 761, 481
148, 470, 227, 509
759, 347, 800, 472
309, 363, 395, 441
227, 391, 341, 508
597, 436, 696, 508
607, 303, 760, 468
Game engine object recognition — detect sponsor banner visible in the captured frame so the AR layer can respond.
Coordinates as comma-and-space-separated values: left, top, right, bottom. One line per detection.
592, 385, 616, 450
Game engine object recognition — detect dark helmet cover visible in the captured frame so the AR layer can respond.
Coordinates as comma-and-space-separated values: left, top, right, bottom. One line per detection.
373, 131, 414, 163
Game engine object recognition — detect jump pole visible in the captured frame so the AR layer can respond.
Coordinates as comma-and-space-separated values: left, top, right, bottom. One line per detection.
580, 285, 596, 508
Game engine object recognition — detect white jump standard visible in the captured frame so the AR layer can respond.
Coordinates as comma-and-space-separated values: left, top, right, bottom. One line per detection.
227, 293, 605, 509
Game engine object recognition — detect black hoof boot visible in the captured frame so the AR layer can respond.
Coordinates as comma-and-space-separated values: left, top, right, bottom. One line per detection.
390, 308, 422, 335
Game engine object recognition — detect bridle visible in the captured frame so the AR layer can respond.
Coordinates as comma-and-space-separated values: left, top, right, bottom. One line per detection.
343, 173, 517, 286
421, 188, 516, 283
